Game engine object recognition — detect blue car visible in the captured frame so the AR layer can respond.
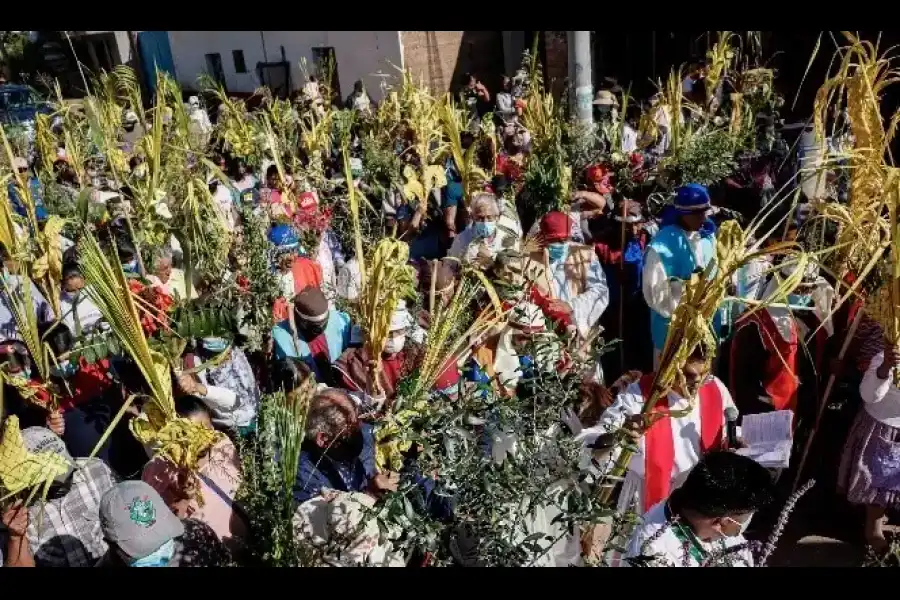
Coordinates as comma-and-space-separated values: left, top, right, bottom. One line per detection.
0, 84, 53, 127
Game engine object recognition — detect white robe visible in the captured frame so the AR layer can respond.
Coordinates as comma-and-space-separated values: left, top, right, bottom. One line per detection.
543, 246, 610, 340
642, 230, 707, 320
577, 377, 736, 513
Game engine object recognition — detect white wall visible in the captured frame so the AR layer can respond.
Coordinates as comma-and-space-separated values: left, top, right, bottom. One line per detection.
166, 31, 403, 100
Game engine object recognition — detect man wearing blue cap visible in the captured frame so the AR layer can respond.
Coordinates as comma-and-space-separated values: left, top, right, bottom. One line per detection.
642, 184, 719, 367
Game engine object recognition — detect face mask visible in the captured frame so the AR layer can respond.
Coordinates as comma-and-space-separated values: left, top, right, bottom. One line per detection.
547, 242, 569, 263
384, 334, 406, 355
122, 260, 139, 273
298, 315, 329, 338
51, 360, 77, 379
787, 294, 812, 308
473, 221, 496, 239
201, 337, 228, 353
329, 428, 365, 462
130, 538, 176, 568
721, 514, 753, 538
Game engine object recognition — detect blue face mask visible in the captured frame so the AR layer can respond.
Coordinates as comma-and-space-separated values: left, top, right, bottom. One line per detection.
201, 337, 229, 353
547, 242, 569, 263
473, 221, 496, 239
122, 259, 139, 273
787, 294, 812, 308
51, 360, 77, 379
130, 538, 175, 568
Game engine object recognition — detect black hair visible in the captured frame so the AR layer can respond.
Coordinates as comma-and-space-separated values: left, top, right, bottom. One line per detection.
460, 132, 475, 151
460, 73, 475, 86
270, 357, 313, 394
62, 261, 81, 280
116, 236, 136, 262
266, 164, 279, 179
39, 322, 74, 356
491, 174, 509, 196
175, 394, 212, 421
687, 344, 709, 363
671, 451, 775, 518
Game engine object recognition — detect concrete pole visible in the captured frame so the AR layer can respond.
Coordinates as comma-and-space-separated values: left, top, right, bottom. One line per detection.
568, 31, 593, 128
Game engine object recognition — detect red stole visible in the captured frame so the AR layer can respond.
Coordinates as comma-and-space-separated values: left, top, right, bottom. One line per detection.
640, 373, 724, 512
272, 257, 324, 323
733, 310, 800, 413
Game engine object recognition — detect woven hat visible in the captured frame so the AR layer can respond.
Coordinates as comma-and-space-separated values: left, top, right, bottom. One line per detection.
593, 90, 619, 107
614, 199, 646, 223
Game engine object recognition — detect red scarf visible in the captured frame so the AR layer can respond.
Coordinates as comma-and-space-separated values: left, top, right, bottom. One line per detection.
731, 310, 800, 413
59, 357, 114, 412
272, 257, 324, 323
640, 374, 724, 512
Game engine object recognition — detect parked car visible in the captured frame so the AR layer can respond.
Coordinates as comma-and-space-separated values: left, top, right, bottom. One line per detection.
0, 84, 53, 127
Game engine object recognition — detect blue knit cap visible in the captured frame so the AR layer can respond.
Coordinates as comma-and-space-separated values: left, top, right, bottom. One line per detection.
674, 183, 711, 213
268, 224, 299, 250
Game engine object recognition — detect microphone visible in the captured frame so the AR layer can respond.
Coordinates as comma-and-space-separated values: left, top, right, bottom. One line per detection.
725, 406, 740, 450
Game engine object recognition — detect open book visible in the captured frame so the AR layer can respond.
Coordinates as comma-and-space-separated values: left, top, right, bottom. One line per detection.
736, 410, 793, 469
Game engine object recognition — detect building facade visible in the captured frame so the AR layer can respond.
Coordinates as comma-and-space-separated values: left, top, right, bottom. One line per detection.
162, 31, 526, 100
166, 31, 404, 100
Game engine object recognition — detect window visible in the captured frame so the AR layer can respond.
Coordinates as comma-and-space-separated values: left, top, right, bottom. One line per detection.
232, 49, 247, 74
205, 53, 226, 88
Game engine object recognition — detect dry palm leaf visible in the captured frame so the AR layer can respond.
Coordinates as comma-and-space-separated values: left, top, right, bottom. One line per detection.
78, 230, 222, 487
0, 416, 70, 502
810, 33, 900, 377
439, 96, 489, 207
358, 238, 417, 396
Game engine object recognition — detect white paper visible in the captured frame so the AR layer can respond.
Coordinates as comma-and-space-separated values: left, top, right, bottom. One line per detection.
736, 410, 793, 469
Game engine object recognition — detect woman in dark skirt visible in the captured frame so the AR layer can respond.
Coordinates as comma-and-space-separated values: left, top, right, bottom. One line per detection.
838, 336, 900, 552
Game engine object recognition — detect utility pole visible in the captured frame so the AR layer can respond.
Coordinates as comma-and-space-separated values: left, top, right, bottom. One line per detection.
568, 31, 593, 128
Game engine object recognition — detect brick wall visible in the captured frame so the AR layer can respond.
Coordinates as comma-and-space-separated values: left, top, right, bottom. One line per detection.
401, 31, 505, 95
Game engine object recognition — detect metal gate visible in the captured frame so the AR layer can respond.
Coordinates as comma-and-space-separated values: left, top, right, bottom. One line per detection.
257, 61, 290, 99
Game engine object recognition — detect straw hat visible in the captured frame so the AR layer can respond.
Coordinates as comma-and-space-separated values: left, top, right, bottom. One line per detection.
592, 90, 619, 107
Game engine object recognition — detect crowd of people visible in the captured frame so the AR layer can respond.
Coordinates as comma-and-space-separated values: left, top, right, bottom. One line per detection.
0, 37, 897, 568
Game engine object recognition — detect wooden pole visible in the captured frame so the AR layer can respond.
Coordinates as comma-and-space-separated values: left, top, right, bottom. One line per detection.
618, 200, 627, 374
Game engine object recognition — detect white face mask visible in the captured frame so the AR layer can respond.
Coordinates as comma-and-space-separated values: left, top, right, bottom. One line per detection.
383, 334, 406, 355
720, 513, 753, 538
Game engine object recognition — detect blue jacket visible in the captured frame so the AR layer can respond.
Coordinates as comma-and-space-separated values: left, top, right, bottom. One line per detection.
271, 309, 352, 383
647, 224, 718, 350
293, 423, 453, 521
294, 422, 377, 504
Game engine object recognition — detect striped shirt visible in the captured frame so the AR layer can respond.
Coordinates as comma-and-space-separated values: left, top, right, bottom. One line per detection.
26, 458, 117, 567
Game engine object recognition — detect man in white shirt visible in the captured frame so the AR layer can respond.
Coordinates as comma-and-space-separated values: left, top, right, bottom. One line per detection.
59, 262, 104, 337
642, 184, 719, 367
208, 176, 238, 233
623, 450, 774, 567
187, 96, 213, 143
576, 346, 736, 514
495, 76, 515, 122
448, 193, 520, 267
146, 247, 197, 301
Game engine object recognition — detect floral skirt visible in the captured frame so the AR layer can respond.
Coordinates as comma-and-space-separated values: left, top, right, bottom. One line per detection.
838, 408, 900, 508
